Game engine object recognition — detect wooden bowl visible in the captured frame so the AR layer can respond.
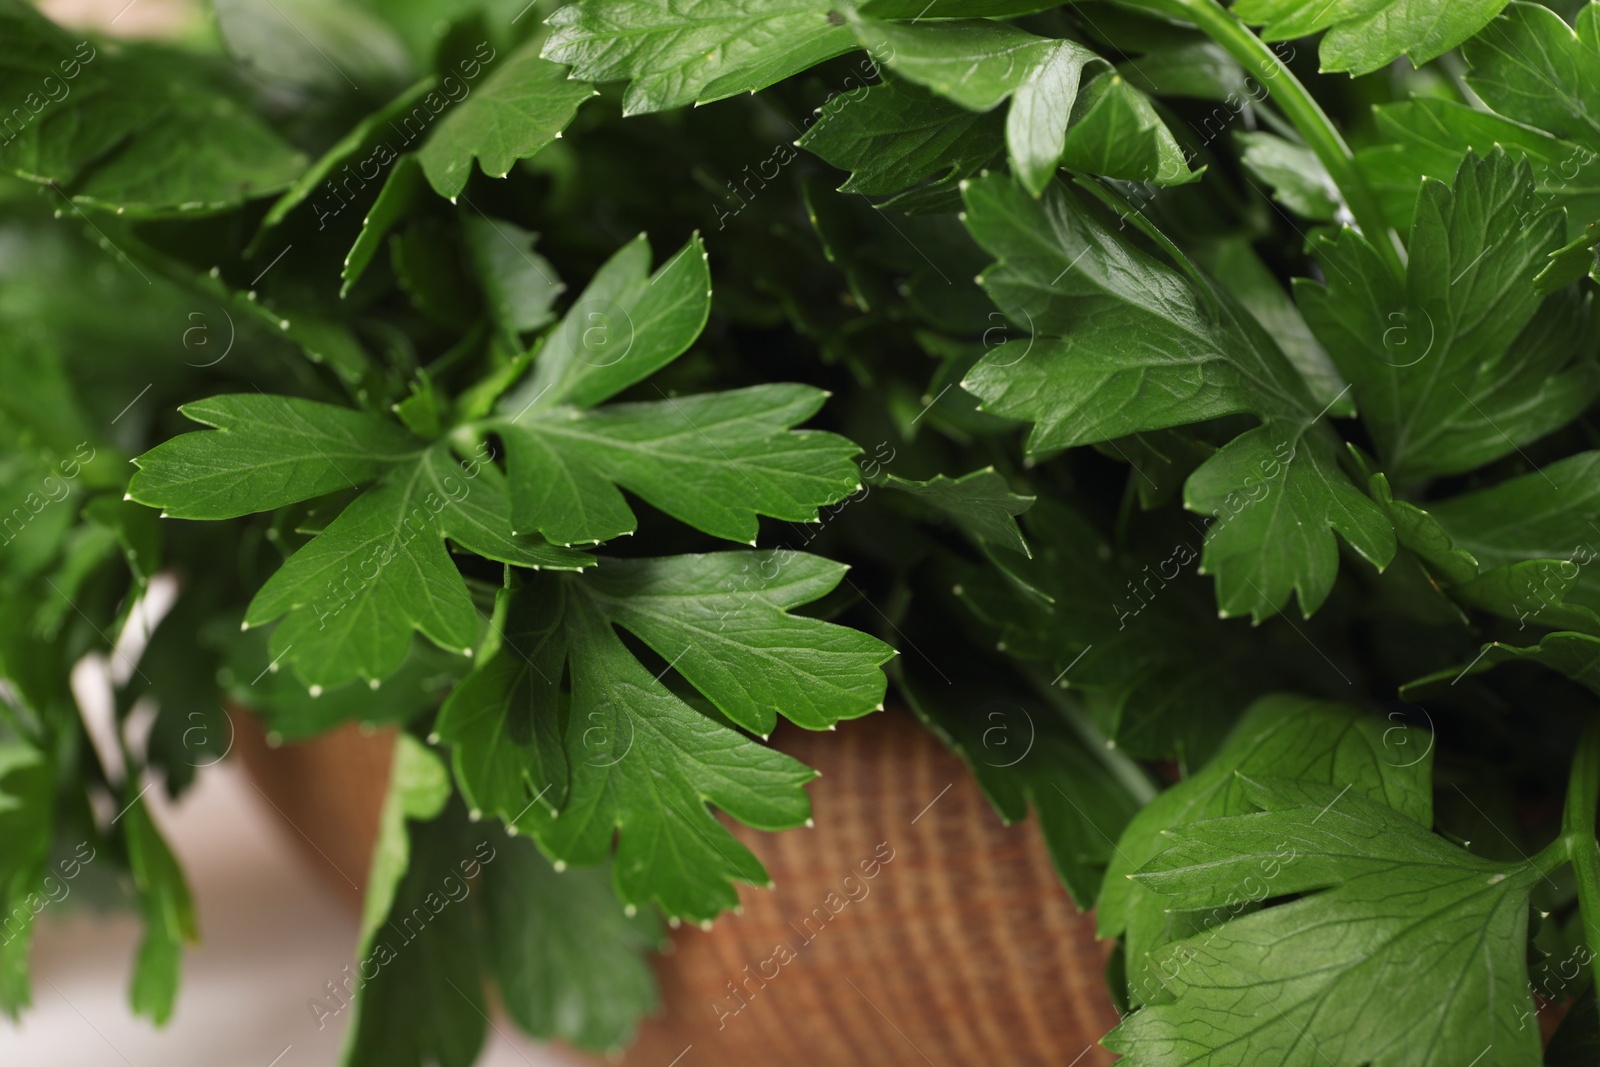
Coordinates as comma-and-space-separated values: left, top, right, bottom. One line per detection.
236, 708, 1117, 1064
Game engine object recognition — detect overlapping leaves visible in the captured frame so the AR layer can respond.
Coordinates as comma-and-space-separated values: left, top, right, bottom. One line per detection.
1298, 150, 1599, 484
1109, 775, 1542, 1066
1098, 695, 1432, 1009
958, 172, 1394, 619
443, 553, 892, 921
0, 0, 304, 214
129, 234, 866, 688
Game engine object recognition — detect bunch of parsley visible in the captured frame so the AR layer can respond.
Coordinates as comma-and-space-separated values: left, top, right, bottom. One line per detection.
5, 0, 1600, 1061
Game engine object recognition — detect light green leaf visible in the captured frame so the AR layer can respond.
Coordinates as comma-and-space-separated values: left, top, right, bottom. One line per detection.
418, 39, 596, 199
1107, 776, 1541, 1066
542, 0, 855, 115
1233, 0, 1512, 76
503, 385, 860, 545
1098, 696, 1433, 1009
1059, 72, 1196, 186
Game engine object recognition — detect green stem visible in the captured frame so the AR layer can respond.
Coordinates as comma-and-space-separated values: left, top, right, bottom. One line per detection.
1130, 0, 1406, 281
1564, 721, 1600, 1010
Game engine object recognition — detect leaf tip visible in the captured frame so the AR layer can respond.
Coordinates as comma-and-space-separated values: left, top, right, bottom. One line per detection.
553, 860, 567, 872
427, 732, 441, 744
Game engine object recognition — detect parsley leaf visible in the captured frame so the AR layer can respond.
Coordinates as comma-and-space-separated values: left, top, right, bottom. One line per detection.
418, 40, 596, 199
127, 395, 418, 520
495, 235, 861, 544
343, 737, 485, 1067
949, 498, 1252, 770
479, 826, 664, 1053
1098, 696, 1432, 1008
960, 173, 1393, 618
1464, 2, 1600, 157
1408, 631, 1600, 697
543, 0, 855, 115
1233, 0, 1513, 76
0, 1, 305, 214
0, 743, 53, 1017
1107, 776, 1542, 1066
124, 795, 197, 1026
880, 468, 1033, 556
852, 16, 1193, 192
799, 75, 1004, 213
444, 553, 889, 920
1299, 150, 1599, 484
132, 395, 589, 689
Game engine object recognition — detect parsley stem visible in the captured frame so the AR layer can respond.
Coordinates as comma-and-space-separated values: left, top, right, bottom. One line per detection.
1563, 721, 1600, 1004
1125, 0, 1407, 281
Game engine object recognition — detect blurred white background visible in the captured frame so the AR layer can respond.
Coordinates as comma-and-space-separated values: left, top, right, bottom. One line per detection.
0, 759, 576, 1067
